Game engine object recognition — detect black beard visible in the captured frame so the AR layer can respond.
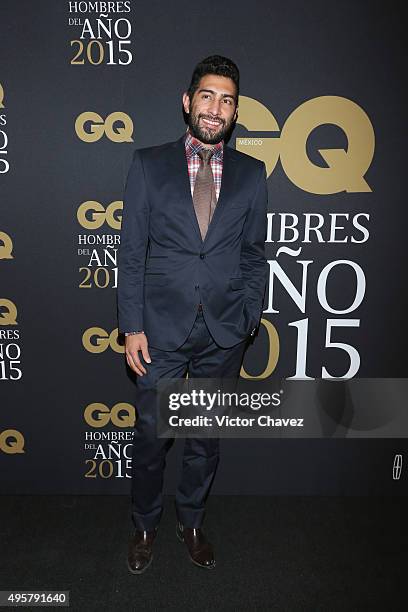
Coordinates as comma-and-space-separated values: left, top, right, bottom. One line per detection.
188, 112, 231, 144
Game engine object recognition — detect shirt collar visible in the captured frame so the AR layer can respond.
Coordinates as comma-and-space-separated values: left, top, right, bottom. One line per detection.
184, 128, 224, 161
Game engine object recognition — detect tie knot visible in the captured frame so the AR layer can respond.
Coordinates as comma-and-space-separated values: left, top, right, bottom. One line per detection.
197, 147, 215, 164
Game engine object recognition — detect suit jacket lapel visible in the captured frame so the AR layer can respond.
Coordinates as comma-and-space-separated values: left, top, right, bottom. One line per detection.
169, 136, 202, 243
169, 135, 238, 246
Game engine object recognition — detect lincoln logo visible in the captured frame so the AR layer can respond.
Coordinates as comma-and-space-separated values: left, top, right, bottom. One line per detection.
393, 454, 402, 480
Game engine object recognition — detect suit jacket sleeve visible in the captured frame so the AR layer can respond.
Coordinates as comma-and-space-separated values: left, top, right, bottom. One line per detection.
240, 161, 268, 330
117, 150, 150, 333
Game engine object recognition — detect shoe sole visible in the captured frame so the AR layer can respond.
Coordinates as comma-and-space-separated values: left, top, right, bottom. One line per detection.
127, 554, 153, 575
176, 527, 216, 570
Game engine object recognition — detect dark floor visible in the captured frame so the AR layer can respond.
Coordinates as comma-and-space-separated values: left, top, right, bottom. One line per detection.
0, 495, 405, 611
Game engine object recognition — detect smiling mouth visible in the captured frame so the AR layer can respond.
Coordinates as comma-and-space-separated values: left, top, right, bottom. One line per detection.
200, 117, 223, 129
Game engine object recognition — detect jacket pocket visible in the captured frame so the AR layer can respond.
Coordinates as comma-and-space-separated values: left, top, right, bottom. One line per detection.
144, 272, 168, 286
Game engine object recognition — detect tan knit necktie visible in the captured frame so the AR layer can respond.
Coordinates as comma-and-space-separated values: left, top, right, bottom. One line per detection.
193, 148, 217, 241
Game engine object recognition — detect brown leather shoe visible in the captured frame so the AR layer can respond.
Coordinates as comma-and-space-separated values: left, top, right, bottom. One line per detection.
127, 529, 157, 574
176, 521, 216, 569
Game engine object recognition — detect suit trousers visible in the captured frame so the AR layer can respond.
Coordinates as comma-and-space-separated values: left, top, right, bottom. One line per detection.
130, 305, 248, 530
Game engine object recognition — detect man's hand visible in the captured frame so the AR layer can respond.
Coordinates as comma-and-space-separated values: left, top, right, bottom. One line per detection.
125, 333, 151, 376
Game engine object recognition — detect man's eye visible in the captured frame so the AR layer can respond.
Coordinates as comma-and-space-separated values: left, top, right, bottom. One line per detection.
224, 99, 232, 105
202, 94, 210, 99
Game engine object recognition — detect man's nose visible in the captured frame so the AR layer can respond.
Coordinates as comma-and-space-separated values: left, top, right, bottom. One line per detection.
208, 97, 222, 115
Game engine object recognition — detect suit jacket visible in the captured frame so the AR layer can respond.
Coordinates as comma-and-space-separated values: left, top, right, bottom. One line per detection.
117, 134, 268, 351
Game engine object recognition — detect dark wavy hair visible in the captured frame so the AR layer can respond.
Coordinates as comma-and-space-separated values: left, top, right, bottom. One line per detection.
187, 55, 240, 104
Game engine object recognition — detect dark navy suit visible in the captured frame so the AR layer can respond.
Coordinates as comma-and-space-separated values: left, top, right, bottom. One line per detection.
117, 133, 268, 530
118, 134, 268, 349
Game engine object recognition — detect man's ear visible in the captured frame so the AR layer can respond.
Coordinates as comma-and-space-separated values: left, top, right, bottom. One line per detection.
182, 92, 190, 114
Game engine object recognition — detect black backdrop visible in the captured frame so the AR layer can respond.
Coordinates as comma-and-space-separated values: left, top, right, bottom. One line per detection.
1, 0, 407, 495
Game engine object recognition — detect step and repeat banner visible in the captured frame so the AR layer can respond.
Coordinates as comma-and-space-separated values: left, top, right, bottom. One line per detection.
1, 0, 407, 494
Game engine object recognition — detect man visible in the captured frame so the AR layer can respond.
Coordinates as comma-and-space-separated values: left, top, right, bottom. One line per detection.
117, 55, 268, 574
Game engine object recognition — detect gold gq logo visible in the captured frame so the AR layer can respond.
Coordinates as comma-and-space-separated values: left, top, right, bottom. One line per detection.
82, 327, 124, 353
236, 95, 375, 194
84, 403, 135, 427
0, 232, 14, 259
0, 299, 17, 325
77, 201, 122, 229
0, 429, 25, 454
75, 112, 133, 142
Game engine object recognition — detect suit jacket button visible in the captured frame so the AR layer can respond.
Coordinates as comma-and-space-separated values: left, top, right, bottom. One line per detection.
199, 254, 205, 259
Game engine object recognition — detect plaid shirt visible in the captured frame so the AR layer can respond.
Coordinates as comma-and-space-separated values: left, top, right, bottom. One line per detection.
184, 130, 223, 200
